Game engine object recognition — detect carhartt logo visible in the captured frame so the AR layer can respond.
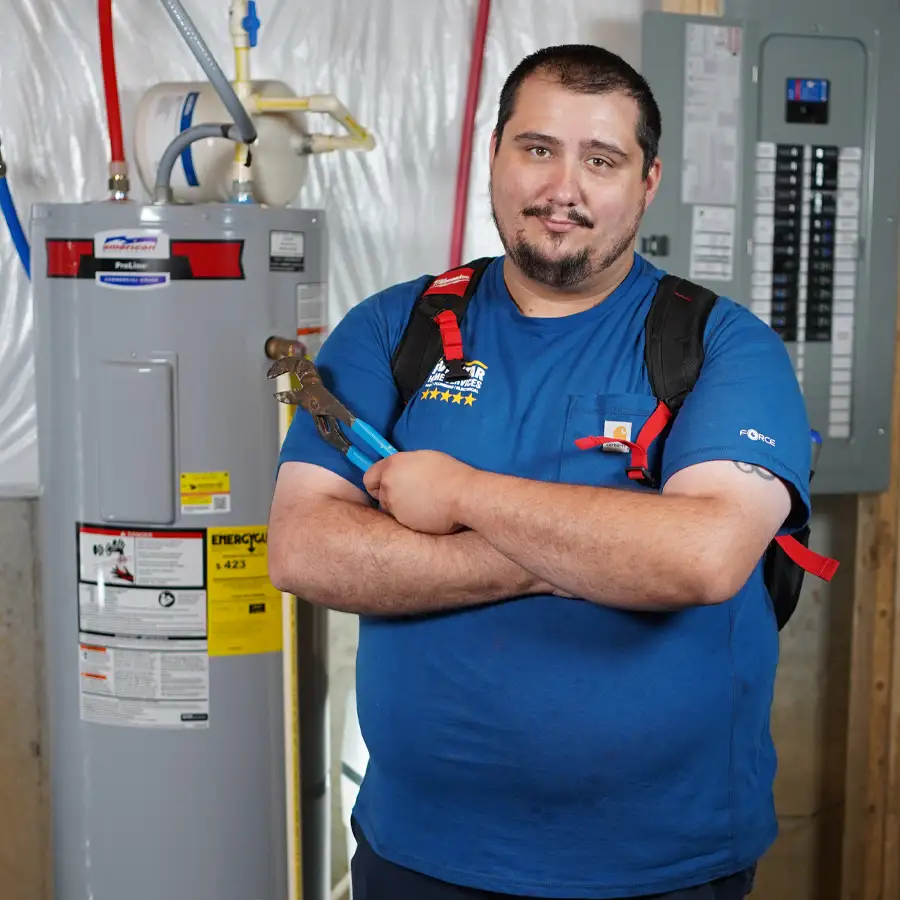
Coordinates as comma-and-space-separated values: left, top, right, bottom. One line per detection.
740, 428, 775, 446
418, 359, 487, 407
603, 420, 632, 452
432, 274, 470, 289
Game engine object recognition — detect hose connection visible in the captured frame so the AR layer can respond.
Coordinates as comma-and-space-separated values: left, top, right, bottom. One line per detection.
108, 160, 130, 201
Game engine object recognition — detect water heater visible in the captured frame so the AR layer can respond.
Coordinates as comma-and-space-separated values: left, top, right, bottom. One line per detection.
31, 201, 327, 900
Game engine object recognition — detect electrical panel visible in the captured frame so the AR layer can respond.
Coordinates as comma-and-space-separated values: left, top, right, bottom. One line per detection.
639, 2, 900, 494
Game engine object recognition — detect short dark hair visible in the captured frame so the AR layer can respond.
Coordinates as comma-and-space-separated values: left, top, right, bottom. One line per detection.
494, 44, 662, 179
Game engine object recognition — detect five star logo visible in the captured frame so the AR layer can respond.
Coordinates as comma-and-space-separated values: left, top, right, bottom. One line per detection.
418, 359, 488, 408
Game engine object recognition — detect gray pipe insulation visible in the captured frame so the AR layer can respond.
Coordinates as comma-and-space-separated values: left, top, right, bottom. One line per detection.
156, 0, 257, 196
154, 123, 241, 202
159, 0, 256, 144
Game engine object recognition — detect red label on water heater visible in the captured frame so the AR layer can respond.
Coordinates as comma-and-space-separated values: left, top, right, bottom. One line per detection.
45, 237, 245, 282
47, 240, 93, 278
170, 241, 244, 279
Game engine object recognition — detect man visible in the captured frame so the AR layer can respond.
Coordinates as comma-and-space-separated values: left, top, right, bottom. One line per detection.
269, 44, 810, 900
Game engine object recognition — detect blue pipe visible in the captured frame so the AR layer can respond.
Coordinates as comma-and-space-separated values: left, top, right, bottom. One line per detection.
0, 146, 31, 279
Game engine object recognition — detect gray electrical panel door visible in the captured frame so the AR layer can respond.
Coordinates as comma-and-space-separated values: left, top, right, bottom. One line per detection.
639, 4, 900, 494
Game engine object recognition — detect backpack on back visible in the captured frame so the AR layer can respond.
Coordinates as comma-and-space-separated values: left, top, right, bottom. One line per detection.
390, 260, 839, 629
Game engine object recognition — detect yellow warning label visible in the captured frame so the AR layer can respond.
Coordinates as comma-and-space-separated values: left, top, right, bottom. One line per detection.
180, 471, 231, 514
206, 526, 282, 656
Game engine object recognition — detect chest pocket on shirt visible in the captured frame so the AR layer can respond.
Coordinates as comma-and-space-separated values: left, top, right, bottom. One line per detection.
559, 393, 663, 490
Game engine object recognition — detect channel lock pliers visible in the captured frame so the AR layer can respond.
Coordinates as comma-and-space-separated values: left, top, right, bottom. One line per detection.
267, 356, 397, 472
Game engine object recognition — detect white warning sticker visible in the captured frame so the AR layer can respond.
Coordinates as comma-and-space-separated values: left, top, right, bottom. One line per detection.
681, 23, 742, 206
270, 230, 306, 273
79, 584, 207, 639
297, 284, 327, 360
78, 525, 204, 588
689, 205, 736, 282
78, 635, 209, 729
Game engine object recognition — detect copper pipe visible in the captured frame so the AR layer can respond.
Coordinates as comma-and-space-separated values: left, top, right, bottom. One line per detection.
265, 335, 307, 360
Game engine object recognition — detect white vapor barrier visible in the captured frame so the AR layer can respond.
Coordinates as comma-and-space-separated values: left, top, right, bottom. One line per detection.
0, 0, 656, 496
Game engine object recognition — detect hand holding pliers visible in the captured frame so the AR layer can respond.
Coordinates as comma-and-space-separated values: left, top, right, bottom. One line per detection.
266, 355, 397, 472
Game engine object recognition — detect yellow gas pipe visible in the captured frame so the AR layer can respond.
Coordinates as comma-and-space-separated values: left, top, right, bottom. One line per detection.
266, 335, 306, 900
254, 94, 376, 153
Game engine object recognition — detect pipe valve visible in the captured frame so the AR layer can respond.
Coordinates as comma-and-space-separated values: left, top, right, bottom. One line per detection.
243, 1, 261, 47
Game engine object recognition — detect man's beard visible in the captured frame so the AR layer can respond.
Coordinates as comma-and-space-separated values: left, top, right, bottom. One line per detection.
490, 188, 645, 290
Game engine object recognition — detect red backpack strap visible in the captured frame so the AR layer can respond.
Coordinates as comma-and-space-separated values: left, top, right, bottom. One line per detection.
391, 257, 494, 404
773, 534, 840, 580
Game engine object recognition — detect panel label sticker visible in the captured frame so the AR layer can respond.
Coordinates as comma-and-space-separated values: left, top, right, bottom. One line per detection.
77, 523, 209, 729
79, 584, 207, 638
681, 23, 742, 206
78, 635, 209, 729
78, 524, 205, 588
180, 470, 232, 515
689, 205, 736, 282
207, 526, 283, 656
270, 230, 306, 272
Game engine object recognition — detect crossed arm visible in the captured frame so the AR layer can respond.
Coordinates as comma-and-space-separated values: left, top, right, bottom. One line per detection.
267, 461, 561, 615
267, 453, 792, 616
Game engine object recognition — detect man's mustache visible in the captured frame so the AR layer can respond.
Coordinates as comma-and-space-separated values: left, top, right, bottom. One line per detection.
523, 205, 594, 229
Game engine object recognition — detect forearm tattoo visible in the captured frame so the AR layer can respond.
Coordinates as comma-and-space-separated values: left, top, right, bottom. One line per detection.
733, 461, 776, 480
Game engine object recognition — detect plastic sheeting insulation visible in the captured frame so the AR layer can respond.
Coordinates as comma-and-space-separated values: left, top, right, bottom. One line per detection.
0, 0, 655, 495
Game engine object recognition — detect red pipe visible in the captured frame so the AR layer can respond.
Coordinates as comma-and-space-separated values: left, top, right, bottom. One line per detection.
98, 0, 126, 166
449, 0, 491, 269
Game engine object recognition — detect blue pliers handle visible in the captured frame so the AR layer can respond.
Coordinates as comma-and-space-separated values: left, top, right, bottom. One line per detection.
314, 414, 397, 472
267, 354, 398, 471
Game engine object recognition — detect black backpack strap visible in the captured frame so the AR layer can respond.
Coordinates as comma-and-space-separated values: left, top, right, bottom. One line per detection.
644, 274, 719, 414
391, 257, 494, 404
616, 275, 719, 489
642, 275, 840, 630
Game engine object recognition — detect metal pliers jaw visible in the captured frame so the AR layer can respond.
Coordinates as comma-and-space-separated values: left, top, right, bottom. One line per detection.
266, 354, 356, 455
267, 354, 398, 471
266, 355, 354, 423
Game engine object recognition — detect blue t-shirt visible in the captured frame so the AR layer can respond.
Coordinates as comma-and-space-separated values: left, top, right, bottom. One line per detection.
278, 254, 811, 898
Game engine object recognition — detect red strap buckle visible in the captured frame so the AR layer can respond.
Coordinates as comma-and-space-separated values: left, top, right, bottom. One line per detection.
432, 309, 467, 380
433, 309, 464, 362
575, 401, 673, 488
774, 534, 840, 581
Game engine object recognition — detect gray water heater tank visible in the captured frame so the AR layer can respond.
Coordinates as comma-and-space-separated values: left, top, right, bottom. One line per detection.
30, 201, 328, 900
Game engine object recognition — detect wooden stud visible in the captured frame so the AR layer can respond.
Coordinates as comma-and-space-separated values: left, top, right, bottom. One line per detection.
841, 259, 900, 900
885, 587, 900, 899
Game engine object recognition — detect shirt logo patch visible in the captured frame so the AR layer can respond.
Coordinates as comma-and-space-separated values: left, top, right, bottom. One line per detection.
740, 428, 776, 446
602, 420, 632, 452
418, 359, 488, 407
